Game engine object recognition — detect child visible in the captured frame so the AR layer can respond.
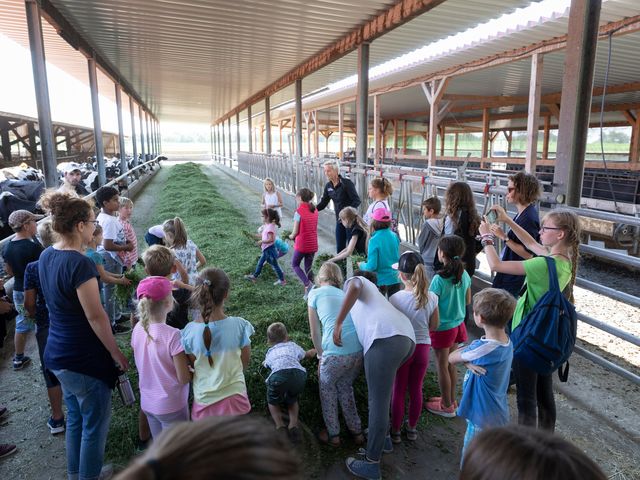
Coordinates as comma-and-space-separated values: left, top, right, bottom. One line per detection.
245, 208, 285, 286
329, 207, 368, 262
416, 197, 442, 279
363, 177, 393, 225
307, 262, 364, 447
449, 288, 516, 459
425, 235, 471, 417
358, 208, 400, 297
145, 224, 165, 247
86, 224, 132, 300
2, 209, 44, 370
460, 425, 607, 480
389, 251, 439, 443
481, 207, 581, 431
117, 197, 139, 270
442, 182, 482, 276
23, 221, 64, 434
131, 276, 191, 439
181, 268, 254, 419
261, 177, 283, 220
289, 188, 318, 297
115, 416, 302, 480
263, 322, 315, 444
96, 186, 134, 327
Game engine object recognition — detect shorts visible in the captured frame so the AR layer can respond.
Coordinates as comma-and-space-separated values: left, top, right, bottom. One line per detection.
266, 368, 307, 406
35, 326, 59, 388
13, 290, 35, 334
430, 322, 467, 350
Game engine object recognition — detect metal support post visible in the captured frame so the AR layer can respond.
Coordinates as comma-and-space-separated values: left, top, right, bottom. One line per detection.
356, 42, 370, 203
481, 108, 490, 159
295, 79, 303, 158
115, 84, 128, 175
138, 105, 146, 164
338, 103, 344, 158
210, 126, 214, 158
525, 54, 544, 172
24, 0, 57, 187
422, 78, 448, 168
87, 57, 106, 185
145, 111, 152, 159
236, 113, 241, 154
554, 0, 602, 206
265, 96, 272, 155
227, 117, 232, 158
247, 105, 253, 153
373, 95, 380, 166
221, 121, 226, 158
129, 97, 138, 167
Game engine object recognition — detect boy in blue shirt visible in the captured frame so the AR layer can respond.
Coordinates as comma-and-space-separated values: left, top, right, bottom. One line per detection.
449, 288, 516, 462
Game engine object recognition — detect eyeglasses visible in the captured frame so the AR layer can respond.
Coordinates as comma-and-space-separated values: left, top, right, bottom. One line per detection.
540, 226, 562, 233
85, 220, 99, 225
507, 187, 515, 193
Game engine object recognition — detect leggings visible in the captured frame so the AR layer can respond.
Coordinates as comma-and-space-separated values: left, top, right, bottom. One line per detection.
513, 358, 556, 431
291, 250, 315, 288
364, 335, 415, 462
253, 245, 284, 281
390, 343, 430, 431
319, 352, 363, 437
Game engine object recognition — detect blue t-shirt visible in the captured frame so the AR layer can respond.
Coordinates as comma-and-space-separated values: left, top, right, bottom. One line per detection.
307, 285, 362, 357
457, 338, 513, 429
359, 228, 400, 286
23, 261, 48, 330
492, 204, 540, 296
2, 238, 43, 292
39, 247, 119, 388
429, 271, 471, 331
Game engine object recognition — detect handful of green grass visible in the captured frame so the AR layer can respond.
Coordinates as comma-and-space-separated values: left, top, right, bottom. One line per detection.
114, 264, 147, 308
280, 229, 292, 241
241, 229, 258, 241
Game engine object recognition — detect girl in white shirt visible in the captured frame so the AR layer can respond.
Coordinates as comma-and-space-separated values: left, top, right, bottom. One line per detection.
363, 177, 393, 225
261, 178, 283, 220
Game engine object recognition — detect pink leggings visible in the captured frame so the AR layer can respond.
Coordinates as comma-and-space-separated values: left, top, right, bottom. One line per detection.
390, 343, 430, 431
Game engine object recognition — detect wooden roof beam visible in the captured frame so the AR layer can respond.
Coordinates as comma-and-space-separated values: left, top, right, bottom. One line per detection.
214, 0, 447, 125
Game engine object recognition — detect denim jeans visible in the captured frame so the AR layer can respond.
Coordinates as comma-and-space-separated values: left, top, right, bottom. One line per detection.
100, 252, 122, 325
253, 245, 284, 281
52, 369, 112, 480
13, 290, 35, 333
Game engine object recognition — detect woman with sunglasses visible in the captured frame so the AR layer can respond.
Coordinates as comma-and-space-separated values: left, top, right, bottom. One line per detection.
489, 172, 541, 298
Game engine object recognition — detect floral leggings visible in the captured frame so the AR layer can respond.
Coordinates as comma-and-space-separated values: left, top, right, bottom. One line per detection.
319, 352, 364, 437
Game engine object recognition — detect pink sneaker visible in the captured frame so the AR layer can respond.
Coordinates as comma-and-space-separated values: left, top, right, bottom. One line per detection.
426, 397, 458, 410
425, 399, 456, 418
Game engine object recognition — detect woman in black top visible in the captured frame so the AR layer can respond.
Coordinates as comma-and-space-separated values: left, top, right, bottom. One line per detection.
330, 207, 368, 262
443, 182, 482, 277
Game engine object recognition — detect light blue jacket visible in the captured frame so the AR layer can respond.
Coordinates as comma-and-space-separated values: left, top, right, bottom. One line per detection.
359, 228, 400, 286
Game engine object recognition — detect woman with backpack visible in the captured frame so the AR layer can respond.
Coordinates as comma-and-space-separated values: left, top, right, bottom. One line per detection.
480, 207, 581, 431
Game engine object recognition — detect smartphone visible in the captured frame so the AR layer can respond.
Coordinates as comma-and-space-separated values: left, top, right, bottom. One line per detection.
486, 210, 498, 224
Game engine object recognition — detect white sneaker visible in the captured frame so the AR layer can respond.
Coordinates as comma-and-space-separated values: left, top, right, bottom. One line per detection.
273, 280, 286, 286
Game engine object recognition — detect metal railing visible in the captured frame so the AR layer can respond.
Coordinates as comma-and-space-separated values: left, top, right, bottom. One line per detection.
218, 152, 640, 386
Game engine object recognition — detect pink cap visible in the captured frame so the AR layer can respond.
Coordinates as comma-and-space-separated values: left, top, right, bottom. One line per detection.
136, 276, 172, 301
371, 208, 391, 222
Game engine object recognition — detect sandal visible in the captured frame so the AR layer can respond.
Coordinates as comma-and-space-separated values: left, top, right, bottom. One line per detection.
317, 428, 341, 447
390, 431, 402, 444
349, 430, 366, 446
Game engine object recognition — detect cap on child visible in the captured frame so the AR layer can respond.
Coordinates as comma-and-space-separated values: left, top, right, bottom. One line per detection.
136, 276, 172, 300
371, 208, 391, 222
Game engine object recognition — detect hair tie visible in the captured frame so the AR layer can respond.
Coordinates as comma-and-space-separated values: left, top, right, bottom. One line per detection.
203, 279, 211, 286
146, 459, 163, 479
205, 350, 212, 357
453, 256, 460, 260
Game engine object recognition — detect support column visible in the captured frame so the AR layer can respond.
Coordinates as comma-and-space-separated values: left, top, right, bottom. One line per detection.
338, 103, 344, 159
129, 98, 138, 167
210, 126, 215, 158
439, 126, 445, 156
525, 54, 544, 172
265, 96, 272, 155
236, 113, 241, 153
304, 113, 311, 156
87, 57, 106, 185
481, 108, 490, 158
422, 78, 448, 168
402, 120, 408, 154
313, 110, 319, 157
145, 111, 152, 159
393, 119, 398, 159
228, 117, 232, 158
543, 116, 551, 160
0, 124, 11, 162
25, 0, 57, 187
247, 105, 253, 153
454, 132, 459, 156
554, 0, 602, 206
506, 130, 513, 157
631, 111, 640, 163
65, 131, 72, 154
356, 42, 370, 168
222, 121, 226, 157
139, 105, 146, 163
295, 79, 303, 159
373, 95, 381, 167
279, 121, 283, 153
115, 84, 128, 175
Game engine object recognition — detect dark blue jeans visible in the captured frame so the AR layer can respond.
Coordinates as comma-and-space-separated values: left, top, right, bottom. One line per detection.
254, 245, 284, 281
335, 220, 353, 253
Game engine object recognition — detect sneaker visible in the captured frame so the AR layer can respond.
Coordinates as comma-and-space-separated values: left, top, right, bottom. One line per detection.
426, 397, 458, 410
406, 427, 418, 441
273, 280, 286, 286
244, 274, 257, 282
0, 444, 17, 460
303, 285, 312, 301
425, 399, 456, 418
307, 270, 315, 283
288, 426, 302, 444
47, 416, 65, 435
383, 435, 393, 453
112, 324, 131, 336
346, 456, 381, 480
13, 356, 31, 370
390, 431, 402, 444
98, 464, 114, 480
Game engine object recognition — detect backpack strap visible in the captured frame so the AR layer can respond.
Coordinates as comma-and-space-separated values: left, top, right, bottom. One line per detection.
544, 256, 561, 294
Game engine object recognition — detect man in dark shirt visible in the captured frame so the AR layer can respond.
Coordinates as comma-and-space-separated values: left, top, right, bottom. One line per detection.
57, 163, 89, 197
2, 210, 44, 370
316, 160, 361, 252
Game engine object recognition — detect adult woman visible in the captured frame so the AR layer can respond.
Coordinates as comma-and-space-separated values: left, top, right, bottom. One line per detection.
333, 270, 415, 480
481, 207, 581, 431
490, 171, 541, 297
39, 191, 129, 480
363, 177, 393, 225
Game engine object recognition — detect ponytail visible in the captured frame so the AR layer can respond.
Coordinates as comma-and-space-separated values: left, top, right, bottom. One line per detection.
437, 235, 466, 285
162, 217, 189, 249
411, 264, 430, 310
544, 209, 581, 303
136, 297, 155, 342
297, 188, 316, 213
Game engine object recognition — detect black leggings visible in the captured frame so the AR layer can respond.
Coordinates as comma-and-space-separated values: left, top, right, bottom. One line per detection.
513, 358, 556, 431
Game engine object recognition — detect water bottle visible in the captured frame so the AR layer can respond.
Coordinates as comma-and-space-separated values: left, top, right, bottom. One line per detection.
116, 372, 136, 406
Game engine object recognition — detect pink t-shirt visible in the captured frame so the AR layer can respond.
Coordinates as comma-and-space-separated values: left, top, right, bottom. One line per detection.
131, 322, 189, 415
117, 219, 138, 268
261, 223, 277, 251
